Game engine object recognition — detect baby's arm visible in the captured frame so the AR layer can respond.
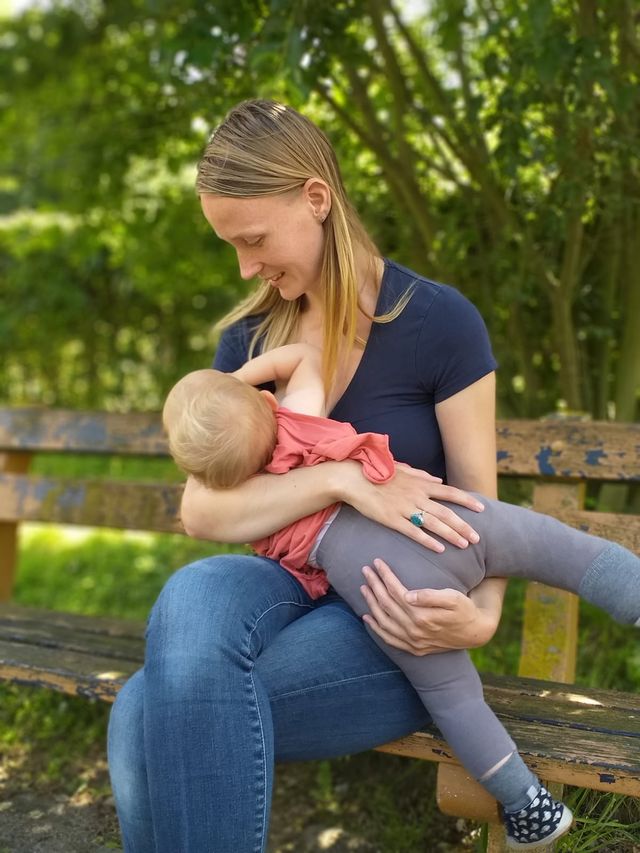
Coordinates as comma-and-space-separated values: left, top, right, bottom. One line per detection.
232, 343, 326, 417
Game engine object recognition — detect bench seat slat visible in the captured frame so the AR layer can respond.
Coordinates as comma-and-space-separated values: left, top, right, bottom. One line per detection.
1, 606, 638, 796
0, 639, 140, 702
0, 617, 145, 662
0, 473, 182, 532
3, 637, 638, 794
479, 671, 640, 713
0, 604, 145, 638
380, 726, 640, 796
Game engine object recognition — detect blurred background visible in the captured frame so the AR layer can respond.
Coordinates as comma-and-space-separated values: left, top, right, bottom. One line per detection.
2, 0, 638, 423
1, 1, 639, 850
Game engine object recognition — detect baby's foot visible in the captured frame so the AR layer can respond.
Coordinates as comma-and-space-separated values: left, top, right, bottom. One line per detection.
503, 785, 573, 849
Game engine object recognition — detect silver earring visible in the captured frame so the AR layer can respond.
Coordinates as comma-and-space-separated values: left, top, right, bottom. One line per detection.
320, 213, 327, 223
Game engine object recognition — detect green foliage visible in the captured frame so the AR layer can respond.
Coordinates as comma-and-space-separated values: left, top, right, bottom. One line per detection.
557, 789, 640, 852
1, 1, 638, 420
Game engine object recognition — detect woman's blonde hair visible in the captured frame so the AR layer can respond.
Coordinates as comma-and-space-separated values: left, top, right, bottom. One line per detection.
163, 370, 277, 489
196, 99, 412, 391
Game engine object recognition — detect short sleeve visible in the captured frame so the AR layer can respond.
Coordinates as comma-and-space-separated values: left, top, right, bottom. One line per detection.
416, 285, 497, 403
211, 317, 275, 392
212, 317, 263, 373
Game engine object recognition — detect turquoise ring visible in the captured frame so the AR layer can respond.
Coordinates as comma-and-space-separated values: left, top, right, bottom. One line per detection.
410, 510, 425, 527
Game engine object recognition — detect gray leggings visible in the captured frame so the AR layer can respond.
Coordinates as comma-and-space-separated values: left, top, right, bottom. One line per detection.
316, 495, 640, 780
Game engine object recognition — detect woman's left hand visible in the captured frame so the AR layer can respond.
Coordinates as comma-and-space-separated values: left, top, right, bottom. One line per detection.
359, 558, 500, 655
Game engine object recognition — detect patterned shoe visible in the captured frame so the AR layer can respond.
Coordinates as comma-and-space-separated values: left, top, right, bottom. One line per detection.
504, 785, 573, 849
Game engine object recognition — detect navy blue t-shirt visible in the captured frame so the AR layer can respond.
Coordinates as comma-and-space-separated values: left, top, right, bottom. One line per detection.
213, 259, 496, 481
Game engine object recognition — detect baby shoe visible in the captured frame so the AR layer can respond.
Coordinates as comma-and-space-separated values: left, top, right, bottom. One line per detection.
503, 784, 573, 849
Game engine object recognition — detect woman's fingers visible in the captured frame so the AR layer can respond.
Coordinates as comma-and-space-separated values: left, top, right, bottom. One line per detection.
360, 559, 482, 653
404, 586, 465, 609
360, 567, 407, 624
359, 567, 414, 642
398, 507, 475, 551
347, 463, 485, 551
360, 560, 440, 653
362, 614, 427, 654
368, 558, 409, 602
389, 465, 484, 549
418, 481, 485, 512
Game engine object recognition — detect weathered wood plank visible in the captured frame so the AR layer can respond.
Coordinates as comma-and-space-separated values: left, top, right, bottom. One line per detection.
0, 604, 145, 638
381, 673, 640, 796
0, 451, 32, 602
2, 610, 638, 798
378, 727, 640, 796
496, 419, 640, 481
0, 617, 145, 661
520, 483, 582, 683
2, 409, 639, 481
0, 473, 183, 532
4, 633, 637, 793
0, 638, 140, 700
548, 508, 640, 554
0, 408, 168, 456
479, 671, 640, 713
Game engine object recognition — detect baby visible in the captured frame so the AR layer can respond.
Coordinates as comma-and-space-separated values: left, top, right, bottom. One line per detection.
163, 343, 640, 849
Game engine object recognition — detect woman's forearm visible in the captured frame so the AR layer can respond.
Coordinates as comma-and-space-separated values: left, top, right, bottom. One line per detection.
180, 462, 349, 543
467, 576, 507, 643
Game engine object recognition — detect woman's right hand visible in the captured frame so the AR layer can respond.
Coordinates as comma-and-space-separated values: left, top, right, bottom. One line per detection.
340, 460, 485, 552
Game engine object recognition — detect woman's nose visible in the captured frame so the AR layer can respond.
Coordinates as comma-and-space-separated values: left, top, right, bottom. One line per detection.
237, 253, 262, 280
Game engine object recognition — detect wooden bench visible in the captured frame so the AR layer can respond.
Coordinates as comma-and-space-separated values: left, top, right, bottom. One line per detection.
1, 407, 639, 850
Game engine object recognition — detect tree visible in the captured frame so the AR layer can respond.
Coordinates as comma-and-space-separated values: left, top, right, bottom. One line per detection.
1, 0, 638, 424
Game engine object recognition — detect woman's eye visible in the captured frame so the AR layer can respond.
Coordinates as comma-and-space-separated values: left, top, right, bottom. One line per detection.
245, 237, 264, 247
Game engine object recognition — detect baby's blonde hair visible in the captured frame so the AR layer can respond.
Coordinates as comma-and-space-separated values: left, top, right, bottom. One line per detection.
163, 370, 277, 489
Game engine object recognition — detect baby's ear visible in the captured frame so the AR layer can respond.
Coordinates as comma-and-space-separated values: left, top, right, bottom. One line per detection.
259, 389, 279, 411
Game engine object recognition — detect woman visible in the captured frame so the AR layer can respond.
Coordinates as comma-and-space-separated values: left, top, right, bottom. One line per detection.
108, 99, 506, 853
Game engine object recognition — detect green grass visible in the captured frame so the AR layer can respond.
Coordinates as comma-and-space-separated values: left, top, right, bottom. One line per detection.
2, 511, 640, 850
13, 525, 245, 619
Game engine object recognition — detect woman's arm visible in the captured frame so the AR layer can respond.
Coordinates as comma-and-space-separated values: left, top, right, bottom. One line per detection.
181, 442, 488, 548
359, 372, 506, 654
233, 343, 326, 417
181, 463, 340, 542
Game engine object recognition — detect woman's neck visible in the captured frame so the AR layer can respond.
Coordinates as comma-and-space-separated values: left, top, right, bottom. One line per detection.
301, 247, 382, 321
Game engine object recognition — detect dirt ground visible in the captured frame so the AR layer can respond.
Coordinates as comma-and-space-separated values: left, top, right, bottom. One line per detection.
0, 749, 468, 853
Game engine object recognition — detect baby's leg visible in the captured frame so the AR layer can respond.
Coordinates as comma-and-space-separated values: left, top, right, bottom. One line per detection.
315, 506, 538, 811
469, 495, 640, 626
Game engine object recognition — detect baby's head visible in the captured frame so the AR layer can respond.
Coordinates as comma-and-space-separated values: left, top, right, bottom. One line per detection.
163, 369, 278, 489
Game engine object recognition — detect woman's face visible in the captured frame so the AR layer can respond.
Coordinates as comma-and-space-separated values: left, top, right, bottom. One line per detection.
200, 184, 328, 303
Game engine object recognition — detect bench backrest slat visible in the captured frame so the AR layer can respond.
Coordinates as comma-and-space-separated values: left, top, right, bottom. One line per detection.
0, 408, 166, 456
1, 410, 639, 481
0, 473, 183, 533
541, 508, 640, 555
496, 419, 640, 480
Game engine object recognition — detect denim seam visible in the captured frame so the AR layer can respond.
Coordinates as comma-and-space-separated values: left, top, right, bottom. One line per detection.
245, 598, 315, 853
269, 668, 403, 701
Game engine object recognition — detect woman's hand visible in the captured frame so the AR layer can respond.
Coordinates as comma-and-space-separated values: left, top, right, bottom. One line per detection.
358, 558, 502, 655
340, 460, 485, 553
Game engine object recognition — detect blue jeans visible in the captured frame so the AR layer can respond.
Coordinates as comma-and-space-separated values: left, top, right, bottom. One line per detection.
107, 554, 429, 852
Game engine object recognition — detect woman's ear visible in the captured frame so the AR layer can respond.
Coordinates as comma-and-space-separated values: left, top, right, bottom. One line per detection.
303, 177, 331, 222
259, 389, 279, 411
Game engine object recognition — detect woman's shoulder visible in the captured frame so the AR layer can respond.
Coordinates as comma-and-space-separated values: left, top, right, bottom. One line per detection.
213, 314, 265, 371
380, 258, 479, 322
